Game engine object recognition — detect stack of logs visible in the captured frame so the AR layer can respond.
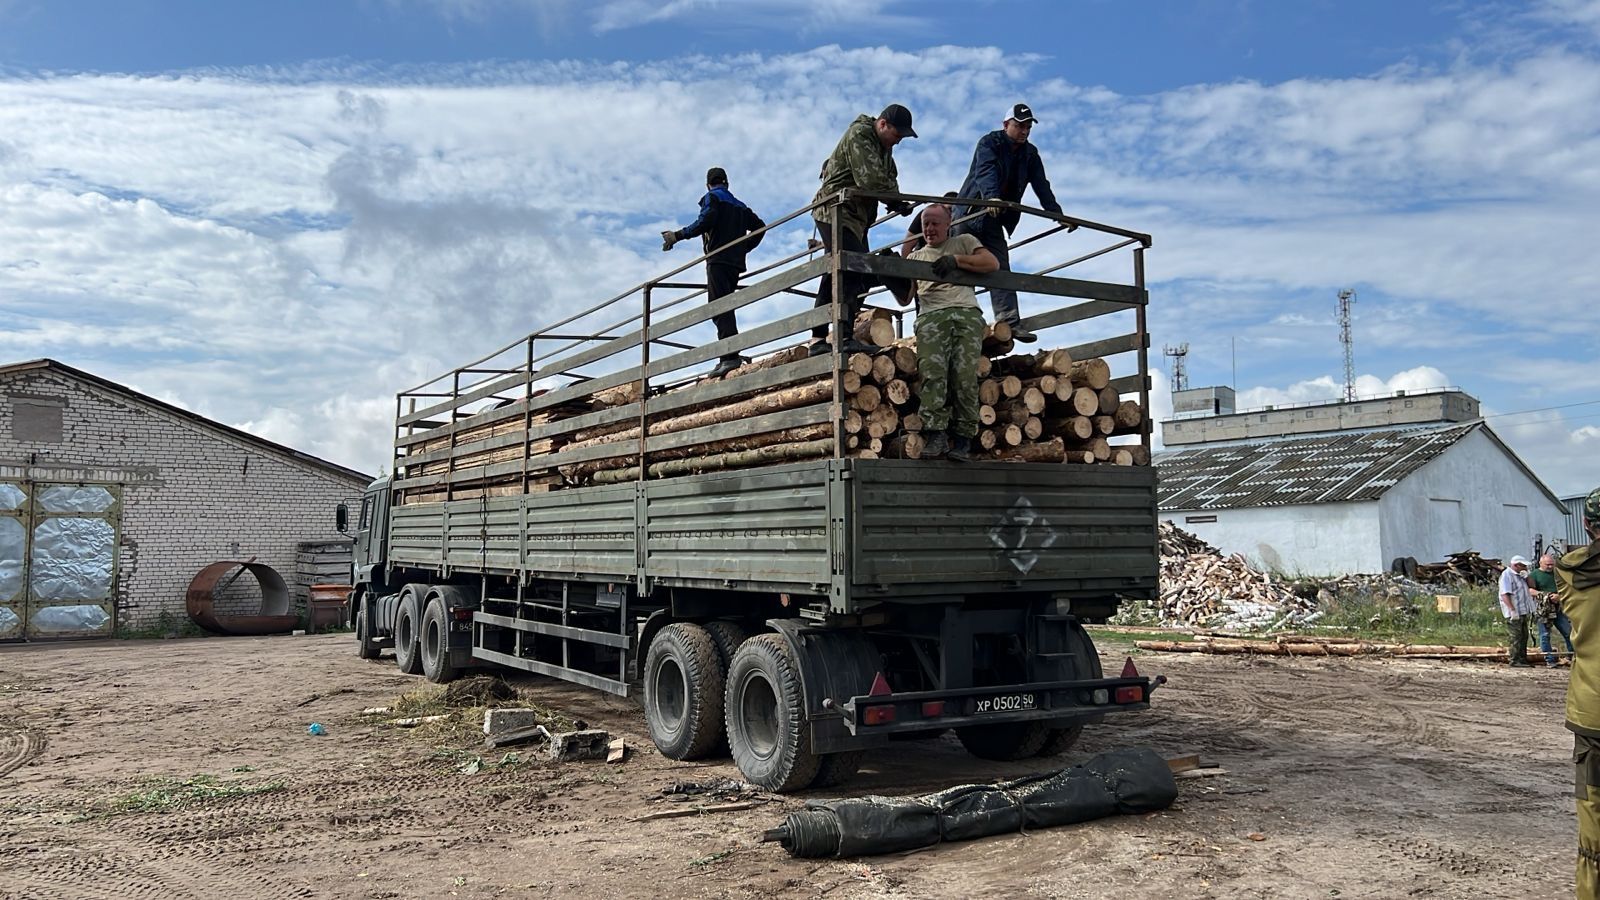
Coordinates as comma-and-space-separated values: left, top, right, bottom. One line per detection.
401, 311, 1149, 501
1151, 522, 1318, 629
1413, 551, 1504, 586
844, 315, 1148, 464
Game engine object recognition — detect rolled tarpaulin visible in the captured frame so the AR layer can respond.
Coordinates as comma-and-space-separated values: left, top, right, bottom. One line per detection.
760, 747, 1178, 858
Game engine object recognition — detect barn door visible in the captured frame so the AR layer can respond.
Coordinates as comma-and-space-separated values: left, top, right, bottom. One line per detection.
0, 482, 26, 641
24, 484, 121, 640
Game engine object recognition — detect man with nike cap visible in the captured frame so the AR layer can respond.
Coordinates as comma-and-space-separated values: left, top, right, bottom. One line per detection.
953, 102, 1067, 343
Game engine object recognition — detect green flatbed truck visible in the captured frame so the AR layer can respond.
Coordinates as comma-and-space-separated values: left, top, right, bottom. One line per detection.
339, 190, 1161, 791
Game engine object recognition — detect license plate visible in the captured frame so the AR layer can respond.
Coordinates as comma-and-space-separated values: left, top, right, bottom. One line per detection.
974, 693, 1036, 714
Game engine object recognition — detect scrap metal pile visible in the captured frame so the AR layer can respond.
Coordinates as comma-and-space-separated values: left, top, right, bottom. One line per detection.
1148, 522, 1320, 630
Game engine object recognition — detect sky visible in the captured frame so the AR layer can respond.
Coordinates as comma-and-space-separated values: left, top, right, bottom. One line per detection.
0, 0, 1597, 496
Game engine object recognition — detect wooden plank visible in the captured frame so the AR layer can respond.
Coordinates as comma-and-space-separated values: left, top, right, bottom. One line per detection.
1021, 298, 1141, 333
1109, 373, 1148, 395
839, 251, 1145, 305
1064, 332, 1146, 362
399, 257, 829, 426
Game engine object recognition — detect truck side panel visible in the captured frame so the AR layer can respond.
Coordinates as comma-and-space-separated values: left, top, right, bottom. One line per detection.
849, 460, 1157, 600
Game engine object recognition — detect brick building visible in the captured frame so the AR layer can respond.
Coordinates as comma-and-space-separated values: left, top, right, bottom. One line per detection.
0, 359, 371, 641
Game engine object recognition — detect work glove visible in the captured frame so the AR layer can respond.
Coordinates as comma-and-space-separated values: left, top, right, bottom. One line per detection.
886, 200, 915, 217
983, 200, 1003, 218
931, 255, 960, 279
661, 230, 679, 251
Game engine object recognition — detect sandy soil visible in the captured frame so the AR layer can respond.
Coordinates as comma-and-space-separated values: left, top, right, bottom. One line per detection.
0, 631, 1579, 899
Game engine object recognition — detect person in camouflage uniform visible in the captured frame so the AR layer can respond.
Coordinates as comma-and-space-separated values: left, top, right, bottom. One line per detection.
809, 104, 917, 357
904, 204, 997, 460
1559, 486, 1600, 900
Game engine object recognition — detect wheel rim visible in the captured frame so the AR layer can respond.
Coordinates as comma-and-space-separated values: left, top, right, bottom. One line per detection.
738, 670, 780, 760
652, 657, 687, 739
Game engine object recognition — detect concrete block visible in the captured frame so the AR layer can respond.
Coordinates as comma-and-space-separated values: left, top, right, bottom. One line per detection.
547, 729, 610, 762
482, 707, 543, 736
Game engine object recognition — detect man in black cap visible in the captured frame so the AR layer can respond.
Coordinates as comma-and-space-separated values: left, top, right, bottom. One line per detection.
953, 102, 1066, 343
809, 103, 917, 357
663, 167, 767, 378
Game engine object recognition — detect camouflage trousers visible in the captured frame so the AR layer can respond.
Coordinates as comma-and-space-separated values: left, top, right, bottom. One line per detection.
914, 307, 984, 438
1579, 733, 1600, 900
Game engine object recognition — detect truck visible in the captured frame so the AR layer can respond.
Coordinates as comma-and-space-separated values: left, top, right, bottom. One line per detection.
339, 190, 1160, 791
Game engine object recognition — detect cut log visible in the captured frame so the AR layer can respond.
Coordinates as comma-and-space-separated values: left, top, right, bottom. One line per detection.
851, 449, 880, 460
842, 408, 864, 434
998, 424, 1023, 447
993, 401, 1031, 426
841, 370, 862, 394
1068, 435, 1110, 461
1045, 416, 1094, 441
846, 434, 860, 450
1037, 349, 1074, 375
850, 383, 882, 413
1115, 400, 1143, 429
1070, 387, 1100, 417
560, 422, 834, 480
1023, 416, 1044, 441
1112, 449, 1134, 466
1097, 386, 1119, 415
902, 412, 924, 432
591, 437, 833, 483
1128, 445, 1151, 466
1000, 375, 1023, 399
987, 437, 1065, 463
1069, 358, 1111, 390
1093, 415, 1116, 435
884, 379, 912, 406
987, 338, 1015, 358
979, 404, 998, 426
1021, 375, 1058, 395
1019, 387, 1046, 415
846, 353, 875, 378
853, 315, 897, 348
722, 344, 811, 380
979, 380, 1002, 406
563, 379, 832, 453
891, 346, 918, 376
866, 437, 883, 453
1065, 449, 1096, 464
865, 404, 899, 439
883, 433, 926, 459
870, 354, 897, 385
977, 429, 999, 451
976, 356, 992, 378
982, 320, 1012, 354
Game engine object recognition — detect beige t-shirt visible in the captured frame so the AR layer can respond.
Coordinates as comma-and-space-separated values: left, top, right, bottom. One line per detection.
909, 233, 983, 313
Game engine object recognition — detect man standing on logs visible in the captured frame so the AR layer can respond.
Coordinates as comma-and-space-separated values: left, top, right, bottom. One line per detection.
906, 204, 997, 461
1499, 554, 1537, 667
810, 104, 917, 358
1557, 487, 1600, 900
663, 167, 768, 378
953, 102, 1066, 344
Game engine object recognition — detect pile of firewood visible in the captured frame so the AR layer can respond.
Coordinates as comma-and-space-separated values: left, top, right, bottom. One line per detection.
1145, 522, 1319, 630
1414, 551, 1503, 585
1135, 634, 1515, 661
844, 315, 1147, 463
399, 311, 1148, 503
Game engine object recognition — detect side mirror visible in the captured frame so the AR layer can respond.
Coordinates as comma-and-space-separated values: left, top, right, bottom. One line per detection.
335, 503, 349, 534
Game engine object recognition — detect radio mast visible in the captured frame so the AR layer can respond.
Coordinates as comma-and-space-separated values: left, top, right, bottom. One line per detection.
1336, 289, 1356, 402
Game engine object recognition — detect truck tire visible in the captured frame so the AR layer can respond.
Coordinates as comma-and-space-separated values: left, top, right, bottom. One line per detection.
701, 621, 749, 755
956, 721, 1050, 761
1037, 623, 1104, 757
809, 751, 864, 790
355, 598, 381, 661
725, 634, 820, 792
420, 597, 461, 684
394, 587, 424, 676
643, 623, 725, 761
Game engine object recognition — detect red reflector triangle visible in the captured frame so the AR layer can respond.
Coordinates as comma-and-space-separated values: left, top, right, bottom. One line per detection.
1121, 657, 1139, 678
868, 672, 892, 696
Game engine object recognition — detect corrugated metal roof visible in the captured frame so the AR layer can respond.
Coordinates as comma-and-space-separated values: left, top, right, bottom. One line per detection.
1154, 422, 1479, 511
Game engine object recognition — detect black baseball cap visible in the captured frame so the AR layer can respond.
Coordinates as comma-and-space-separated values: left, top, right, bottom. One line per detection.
1006, 102, 1039, 124
879, 103, 917, 138
706, 167, 728, 185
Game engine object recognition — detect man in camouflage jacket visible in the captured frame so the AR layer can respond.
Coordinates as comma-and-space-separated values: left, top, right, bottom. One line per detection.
1559, 486, 1600, 900
809, 104, 917, 357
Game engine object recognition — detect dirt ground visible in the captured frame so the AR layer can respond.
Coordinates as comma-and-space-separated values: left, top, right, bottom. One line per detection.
0, 630, 1580, 899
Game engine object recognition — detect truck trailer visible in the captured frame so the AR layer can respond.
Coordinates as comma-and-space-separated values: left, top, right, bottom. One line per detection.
340, 190, 1160, 791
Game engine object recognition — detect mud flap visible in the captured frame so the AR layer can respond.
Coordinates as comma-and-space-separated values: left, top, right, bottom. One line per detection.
766, 619, 889, 754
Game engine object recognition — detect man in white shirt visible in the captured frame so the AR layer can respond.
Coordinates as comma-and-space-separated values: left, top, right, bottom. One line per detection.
1500, 554, 1537, 667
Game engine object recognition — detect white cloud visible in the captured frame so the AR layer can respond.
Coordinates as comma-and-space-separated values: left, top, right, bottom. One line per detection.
591, 0, 916, 34
1234, 365, 1452, 411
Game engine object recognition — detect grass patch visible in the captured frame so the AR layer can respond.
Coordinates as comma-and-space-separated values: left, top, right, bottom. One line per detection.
1314, 585, 1505, 645
86, 774, 286, 818
115, 611, 207, 640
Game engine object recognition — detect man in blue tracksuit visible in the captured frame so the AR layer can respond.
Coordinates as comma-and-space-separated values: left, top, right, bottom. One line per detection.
953, 102, 1065, 343
663, 167, 767, 378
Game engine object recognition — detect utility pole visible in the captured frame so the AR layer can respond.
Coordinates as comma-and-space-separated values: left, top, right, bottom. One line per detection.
1162, 343, 1189, 394
1337, 289, 1356, 402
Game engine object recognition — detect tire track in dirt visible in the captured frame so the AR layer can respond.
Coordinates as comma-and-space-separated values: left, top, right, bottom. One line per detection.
0, 719, 45, 778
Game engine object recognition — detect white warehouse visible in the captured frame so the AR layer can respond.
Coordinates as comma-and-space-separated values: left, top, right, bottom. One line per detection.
1155, 389, 1567, 576
0, 359, 371, 641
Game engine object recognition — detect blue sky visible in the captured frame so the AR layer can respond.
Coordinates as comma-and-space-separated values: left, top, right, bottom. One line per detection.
0, 0, 1597, 495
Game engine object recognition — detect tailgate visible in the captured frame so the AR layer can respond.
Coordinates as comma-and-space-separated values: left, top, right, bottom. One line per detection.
848, 459, 1157, 598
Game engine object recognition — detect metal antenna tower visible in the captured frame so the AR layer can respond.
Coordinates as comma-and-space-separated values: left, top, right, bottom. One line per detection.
1336, 289, 1356, 402
1162, 343, 1190, 393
